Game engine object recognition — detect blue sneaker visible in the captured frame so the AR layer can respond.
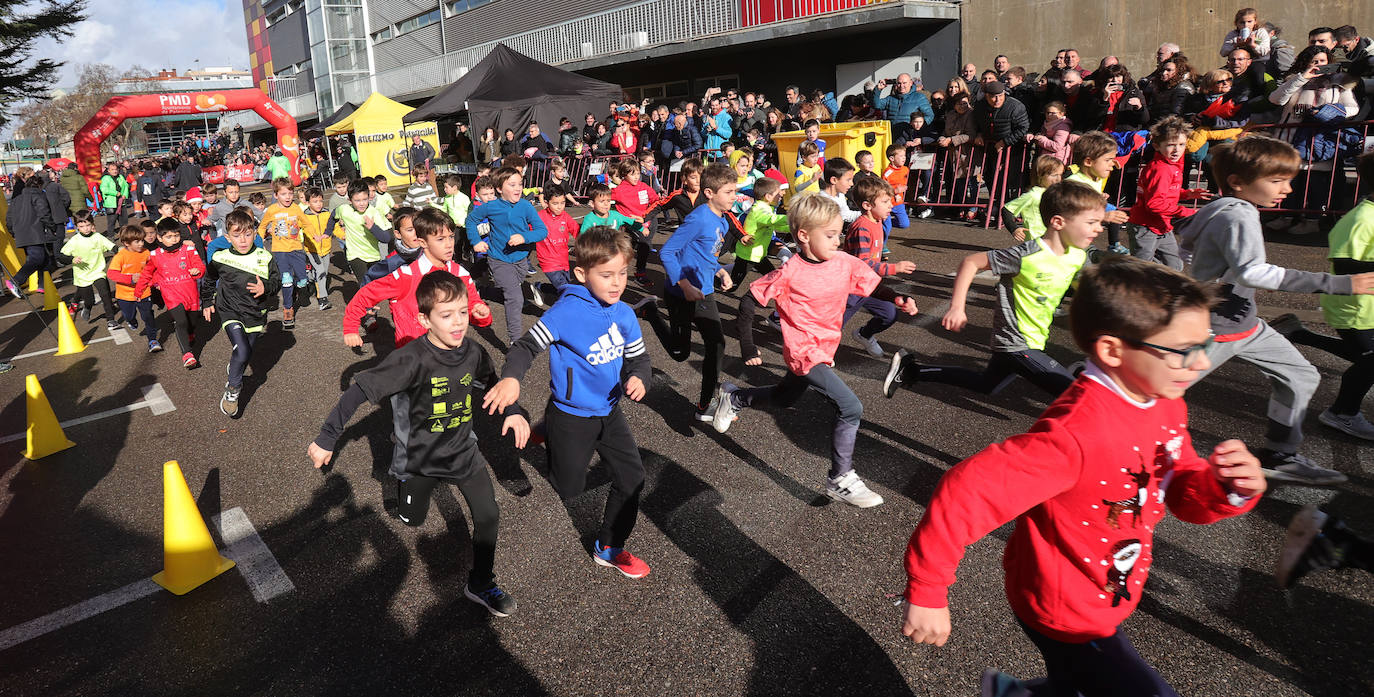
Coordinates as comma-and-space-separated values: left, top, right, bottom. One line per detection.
464, 583, 517, 617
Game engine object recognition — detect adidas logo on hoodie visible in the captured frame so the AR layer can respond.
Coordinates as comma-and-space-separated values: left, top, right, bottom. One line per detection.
585, 323, 625, 365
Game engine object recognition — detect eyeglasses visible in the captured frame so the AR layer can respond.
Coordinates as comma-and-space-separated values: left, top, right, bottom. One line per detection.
1122, 335, 1214, 369
1216, 78, 1233, 84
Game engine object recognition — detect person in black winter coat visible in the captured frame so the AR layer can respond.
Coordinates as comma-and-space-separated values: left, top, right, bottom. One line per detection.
172, 155, 202, 193
556, 118, 580, 156
972, 82, 1031, 147
1077, 64, 1151, 132
5, 169, 57, 295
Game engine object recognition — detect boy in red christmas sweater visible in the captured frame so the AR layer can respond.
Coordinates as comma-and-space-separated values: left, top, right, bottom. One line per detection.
611, 159, 658, 286
901, 257, 1266, 696
136, 218, 207, 368
1126, 116, 1211, 271
342, 208, 490, 349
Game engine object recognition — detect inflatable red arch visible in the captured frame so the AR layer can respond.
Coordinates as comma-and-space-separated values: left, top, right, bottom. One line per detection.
74, 88, 301, 191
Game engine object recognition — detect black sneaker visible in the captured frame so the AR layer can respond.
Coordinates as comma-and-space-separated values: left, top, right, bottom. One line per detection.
883, 350, 908, 398
1259, 450, 1348, 485
0, 361, 12, 375
633, 272, 652, 288
1268, 313, 1304, 338
106, 319, 121, 331
318, 298, 332, 311
630, 295, 658, 319
464, 583, 517, 617
79, 304, 91, 322
1275, 505, 1351, 588
283, 318, 296, 330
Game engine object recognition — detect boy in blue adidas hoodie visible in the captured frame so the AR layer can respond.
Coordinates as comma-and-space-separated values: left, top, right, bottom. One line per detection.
640, 162, 737, 420
464, 166, 549, 344
485, 226, 654, 579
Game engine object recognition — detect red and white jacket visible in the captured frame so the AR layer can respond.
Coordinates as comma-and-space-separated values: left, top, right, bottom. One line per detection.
342, 256, 490, 347
904, 363, 1258, 642
134, 241, 205, 311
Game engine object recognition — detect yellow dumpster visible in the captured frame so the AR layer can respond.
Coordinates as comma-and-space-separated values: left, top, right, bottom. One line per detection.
773, 121, 892, 204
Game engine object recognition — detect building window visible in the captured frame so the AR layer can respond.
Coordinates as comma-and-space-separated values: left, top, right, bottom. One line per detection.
396, 8, 440, 35
446, 0, 493, 17
371, 25, 392, 42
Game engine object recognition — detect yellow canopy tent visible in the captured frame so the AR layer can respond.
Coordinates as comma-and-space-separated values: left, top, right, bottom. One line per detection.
325, 92, 440, 186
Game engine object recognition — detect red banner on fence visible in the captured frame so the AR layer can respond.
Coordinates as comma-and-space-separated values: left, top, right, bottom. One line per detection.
202, 165, 226, 184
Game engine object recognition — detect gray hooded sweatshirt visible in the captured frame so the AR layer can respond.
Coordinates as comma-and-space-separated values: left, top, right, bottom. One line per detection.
1178, 196, 1352, 336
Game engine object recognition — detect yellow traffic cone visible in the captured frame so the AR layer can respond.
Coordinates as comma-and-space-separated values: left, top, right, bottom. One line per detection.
0, 224, 21, 275
40, 272, 60, 311
152, 461, 235, 595
27, 273, 39, 293
54, 301, 86, 356
22, 374, 75, 460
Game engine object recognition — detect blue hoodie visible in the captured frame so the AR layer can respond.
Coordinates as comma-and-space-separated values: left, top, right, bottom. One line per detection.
463, 196, 548, 264
660, 204, 728, 297
501, 284, 651, 418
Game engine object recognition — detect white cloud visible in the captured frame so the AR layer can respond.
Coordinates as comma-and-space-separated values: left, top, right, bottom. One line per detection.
31, 0, 251, 87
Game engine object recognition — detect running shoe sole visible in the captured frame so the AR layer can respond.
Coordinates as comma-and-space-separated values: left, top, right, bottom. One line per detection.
1260, 465, 1348, 486
1275, 504, 1326, 588
883, 350, 906, 398
1317, 410, 1374, 441
592, 554, 649, 579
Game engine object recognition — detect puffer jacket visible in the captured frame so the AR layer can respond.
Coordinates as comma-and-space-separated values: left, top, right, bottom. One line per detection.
5, 181, 55, 247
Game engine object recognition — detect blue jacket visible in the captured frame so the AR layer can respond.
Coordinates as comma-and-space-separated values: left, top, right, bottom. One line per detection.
502, 284, 651, 418
702, 110, 733, 151
463, 197, 548, 264
867, 86, 934, 125
660, 204, 728, 297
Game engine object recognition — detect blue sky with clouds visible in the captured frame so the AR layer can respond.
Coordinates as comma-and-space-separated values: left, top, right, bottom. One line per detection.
32, 0, 251, 87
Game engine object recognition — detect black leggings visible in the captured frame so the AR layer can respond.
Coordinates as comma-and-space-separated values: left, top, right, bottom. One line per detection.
13, 244, 50, 287
395, 469, 499, 590
729, 256, 775, 288
632, 219, 655, 275
223, 321, 260, 389
165, 305, 197, 355
1288, 326, 1374, 416
73, 278, 116, 321
544, 401, 644, 549
1018, 618, 1177, 697
904, 349, 1075, 397
347, 257, 372, 301
644, 291, 724, 407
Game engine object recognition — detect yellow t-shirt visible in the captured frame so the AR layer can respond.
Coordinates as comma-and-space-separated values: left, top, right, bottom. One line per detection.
1321, 199, 1374, 330
256, 203, 310, 253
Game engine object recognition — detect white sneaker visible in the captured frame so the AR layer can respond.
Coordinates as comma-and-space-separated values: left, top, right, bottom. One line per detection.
695, 397, 717, 422
711, 383, 741, 433
854, 328, 884, 357
826, 471, 884, 508
1319, 409, 1374, 441
526, 281, 546, 309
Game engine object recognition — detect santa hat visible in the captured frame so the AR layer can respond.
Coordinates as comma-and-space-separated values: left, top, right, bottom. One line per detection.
184, 186, 204, 204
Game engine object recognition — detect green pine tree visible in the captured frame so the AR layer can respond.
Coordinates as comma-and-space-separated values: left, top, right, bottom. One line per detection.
0, 1, 88, 129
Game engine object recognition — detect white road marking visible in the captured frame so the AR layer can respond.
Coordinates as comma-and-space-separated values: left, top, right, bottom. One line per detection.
0, 579, 161, 652
214, 507, 295, 603
11, 335, 115, 360
108, 324, 132, 345
0, 382, 176, 444
0, 308, 51, 320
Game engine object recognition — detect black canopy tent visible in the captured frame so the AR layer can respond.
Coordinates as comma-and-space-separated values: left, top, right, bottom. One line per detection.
302, 101, 358, 138
403, 44, 622, 159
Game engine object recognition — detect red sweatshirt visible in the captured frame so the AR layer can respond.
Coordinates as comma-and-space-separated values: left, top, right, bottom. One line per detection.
535, 209, 578, 272
342, 256, 489, 347
134, 242, 205, 311
904, 365, 1258, 642
1127, 154, 1194, 235
612, 180, 655, 220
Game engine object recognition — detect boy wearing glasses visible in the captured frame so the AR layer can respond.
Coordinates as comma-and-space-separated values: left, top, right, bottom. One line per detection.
901, 256, 1266, 696
1179, 136, 1374, 486
884, 181, 1102, 400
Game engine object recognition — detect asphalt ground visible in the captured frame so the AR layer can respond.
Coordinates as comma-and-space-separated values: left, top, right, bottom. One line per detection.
0, 211, 1371, 697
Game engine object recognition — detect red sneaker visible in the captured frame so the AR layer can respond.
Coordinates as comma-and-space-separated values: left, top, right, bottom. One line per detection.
182, 352, 199, 369
592, 541, 650, 579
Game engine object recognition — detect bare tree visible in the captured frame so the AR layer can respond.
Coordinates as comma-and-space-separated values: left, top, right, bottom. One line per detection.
0, 1, 88, 128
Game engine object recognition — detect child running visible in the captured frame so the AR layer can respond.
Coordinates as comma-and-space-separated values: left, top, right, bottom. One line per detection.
464, 166, 549, 346
712, 194, 919, 508
640, 162, 737, 421
486, 226, 653, 578
901, 256, 1266, 696
1065, 131, 1131, 256
107, 225, 160, 352
1178, 136, 1374, 485
309, 270, 530, 617
204, 210, 280, 416
885, 181, 1100, 399
60, 210, 120, 330
1126, 116, 1208, 270
611, 159, 657, 286
136, 218, 206, 368
534, 183, 578, 296
256, 178, 311, 329
299, 186, 338, 311
843, 176, 917, 358
1001, 155, 1065, 242
729, 176, 788, 288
